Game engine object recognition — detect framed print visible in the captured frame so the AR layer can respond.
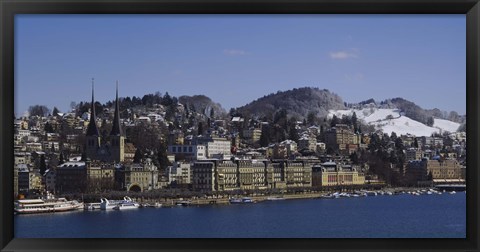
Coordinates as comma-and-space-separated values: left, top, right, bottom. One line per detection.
1, 0, 479, 251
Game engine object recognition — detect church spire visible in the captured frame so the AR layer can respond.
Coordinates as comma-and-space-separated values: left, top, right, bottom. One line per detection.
86, 78, 99, 136
110, 81, 123, 136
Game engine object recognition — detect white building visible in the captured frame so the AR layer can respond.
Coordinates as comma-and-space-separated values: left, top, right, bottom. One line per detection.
168, 162, 192, 185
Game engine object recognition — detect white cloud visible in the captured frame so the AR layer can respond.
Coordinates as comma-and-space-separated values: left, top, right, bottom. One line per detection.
329, 49, 358, 60
223, 49, 248, 56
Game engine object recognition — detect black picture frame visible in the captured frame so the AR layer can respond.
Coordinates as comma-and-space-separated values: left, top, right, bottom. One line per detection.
1, 0, 479, 251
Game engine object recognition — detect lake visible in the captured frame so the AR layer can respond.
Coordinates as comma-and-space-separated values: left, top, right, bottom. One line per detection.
14, 192, 466, 238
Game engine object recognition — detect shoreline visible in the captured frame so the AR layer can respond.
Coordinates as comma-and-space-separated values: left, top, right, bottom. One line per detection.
139, 186, 463, 207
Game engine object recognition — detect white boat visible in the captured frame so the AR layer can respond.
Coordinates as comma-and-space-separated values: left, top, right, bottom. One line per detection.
449, 191, 457, 194
14, 198, 83, 214
176, 200, 192, 206
84, 202, 101, 210
100, 198, 123, 210
266, 196, 286, 201
229, 197, 254, 204
101, 196, 138, 210
113, 196, 140, 210
142, 202, 162, 208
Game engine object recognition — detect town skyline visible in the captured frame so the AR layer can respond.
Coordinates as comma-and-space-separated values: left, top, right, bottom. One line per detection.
16, 14, 466, 116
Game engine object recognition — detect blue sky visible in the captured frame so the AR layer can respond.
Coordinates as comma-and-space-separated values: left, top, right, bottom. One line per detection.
15, 14, 466, 116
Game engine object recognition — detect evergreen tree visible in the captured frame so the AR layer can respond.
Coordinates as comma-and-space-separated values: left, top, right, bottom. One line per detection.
352, 112, 358, 126
390, 132, 398, 142
197, 122, 204, 136
330, 115, 339, 127
157, 139, 170, 172
350, 152, 359, 164
259, 125, 270, 147
52, 107, 60, 117
133, 148, 143, 163
59, 152, 65, 165
44, 122, 54, 133
288, 120, 299, 142
210, 108, 215, 119
81, 151, 87, 162
39, 155, 47, 175
307, 112, 316, 126
426, 116, 434, 127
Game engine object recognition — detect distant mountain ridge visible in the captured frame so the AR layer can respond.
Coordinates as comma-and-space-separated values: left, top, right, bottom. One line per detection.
232, 87, 464, 135
235, 87, 346, 119
178, 95, 227, 117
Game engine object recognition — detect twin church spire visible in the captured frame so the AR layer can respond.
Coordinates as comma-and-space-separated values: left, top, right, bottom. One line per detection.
85, 78, 123, 137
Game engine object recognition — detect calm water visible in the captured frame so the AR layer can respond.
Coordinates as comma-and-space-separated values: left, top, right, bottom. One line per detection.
15, 193, 466, 238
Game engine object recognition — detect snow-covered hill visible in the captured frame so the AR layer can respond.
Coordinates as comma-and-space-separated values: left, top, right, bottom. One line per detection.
328, 108, 461, 137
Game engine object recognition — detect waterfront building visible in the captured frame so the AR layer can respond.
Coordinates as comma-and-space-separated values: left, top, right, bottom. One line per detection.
285, 161, 312, 188
427, 158, 464, 183
55, 161, 87, 193
17, 164, 30, 194
168, 162, 192, 185
238, 160, 267, 190
44, 169, 56, 192
311, 161, 365, 187
191, 160, 216, 192
266, 161, 287, 189
217, 160, 239, 191
405, 157, 464, 185
115, 158, 159, 192
192, 159, 312, 192
86, 161, 116, 192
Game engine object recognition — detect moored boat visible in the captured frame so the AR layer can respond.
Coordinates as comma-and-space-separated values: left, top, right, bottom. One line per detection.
175, 200, 191, 206
229, 198, 243, 204
266, 196, 286, 201
112, 196, 140, 210
229, 197, 254, 204
100, 198, 123, 210
241, 197, 254, 203
84, 202, 101, 210
14, 198, 83, 214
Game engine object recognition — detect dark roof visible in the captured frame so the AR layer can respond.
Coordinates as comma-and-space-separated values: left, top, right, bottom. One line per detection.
86, 82, 99, 136
110, 83, 124, 136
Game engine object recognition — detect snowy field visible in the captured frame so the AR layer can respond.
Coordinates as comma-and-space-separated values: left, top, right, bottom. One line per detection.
328, 108, 461, 137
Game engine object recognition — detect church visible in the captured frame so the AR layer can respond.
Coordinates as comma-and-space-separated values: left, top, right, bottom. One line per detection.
84, 82, 125, 163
